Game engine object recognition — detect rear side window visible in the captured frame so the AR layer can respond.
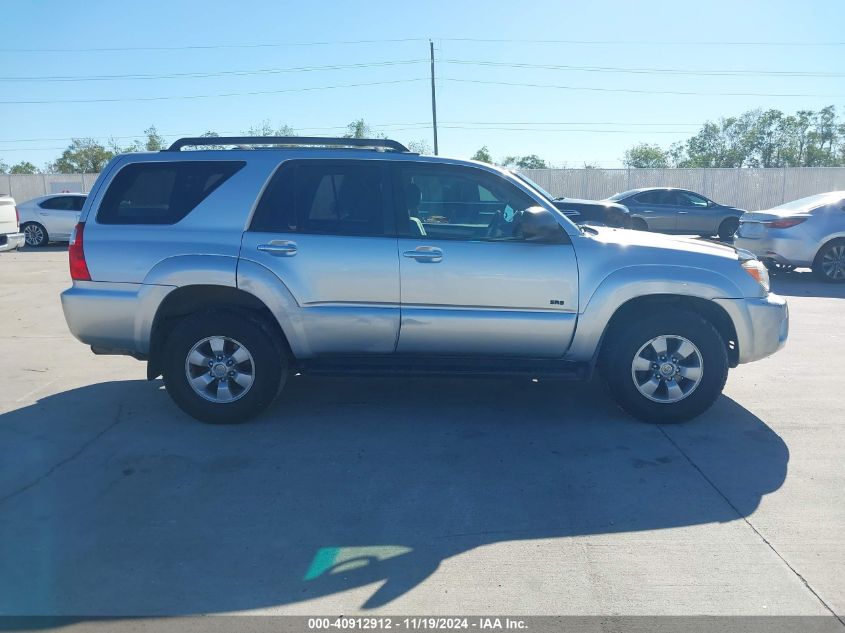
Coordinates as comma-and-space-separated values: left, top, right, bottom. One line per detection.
40, 196, 79, 210
250, 161, 389, 236
97, 161, 244, 224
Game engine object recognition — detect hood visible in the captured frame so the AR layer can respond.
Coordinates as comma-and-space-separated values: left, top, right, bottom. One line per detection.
585, 226, 740, 261
554, 197, 628, 210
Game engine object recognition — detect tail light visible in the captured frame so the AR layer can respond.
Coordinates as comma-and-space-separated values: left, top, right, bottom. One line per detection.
68, 222, 91, 281
766, 217, 808, 229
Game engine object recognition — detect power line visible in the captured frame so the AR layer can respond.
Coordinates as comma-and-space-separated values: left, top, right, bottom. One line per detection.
1, 57, 839, 84
0, 60, 427, 83
2, 36, 843, 53
443, 59, 845, 78
445, 77, 845, 98
0, 121, 707, 144
0, 78, 426, 105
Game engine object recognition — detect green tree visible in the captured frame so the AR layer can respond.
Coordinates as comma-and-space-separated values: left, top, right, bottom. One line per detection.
10, 161, 38, 174
142, 125, 166, 151
407, 139, 432, 154
623, 143, 669, 168
471, 146, 493, 163
343, 118, 385, 139
245, 120, 296, 136
49, 138, 115, 173
0, 160, 8, 174
501, 154, 548, 169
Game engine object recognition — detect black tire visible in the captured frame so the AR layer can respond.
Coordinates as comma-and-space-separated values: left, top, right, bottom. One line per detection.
812, 239, 845, 283
631, 217, 649, 231
601, 310, 729, 423
162, 310, 286, 424
717, 217, 739, 242
22, 222, 49, 247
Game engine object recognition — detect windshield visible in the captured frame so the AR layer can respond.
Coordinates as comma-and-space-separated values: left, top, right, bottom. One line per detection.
509, 171, 557, 201
771, 191, 845, 212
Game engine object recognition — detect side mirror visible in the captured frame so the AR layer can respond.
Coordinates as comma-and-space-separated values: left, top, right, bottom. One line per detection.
519, 206, 566, 242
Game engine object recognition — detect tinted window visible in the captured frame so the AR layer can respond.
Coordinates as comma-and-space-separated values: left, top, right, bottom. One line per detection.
40, 196, 78, 210
97, 161, 244, 225
396, 165, 537, 241
251, 161, 388, 236
72, 196, 87, 211
633, 190, 671, 205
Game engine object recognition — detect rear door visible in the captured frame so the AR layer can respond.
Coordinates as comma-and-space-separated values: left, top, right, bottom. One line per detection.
241, 159, 400, 356
391, 162, 578, 357
38, 195, 83, 239
631, 190, 677, 232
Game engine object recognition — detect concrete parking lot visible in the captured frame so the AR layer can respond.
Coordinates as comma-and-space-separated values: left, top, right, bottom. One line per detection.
1, 247, 843, 619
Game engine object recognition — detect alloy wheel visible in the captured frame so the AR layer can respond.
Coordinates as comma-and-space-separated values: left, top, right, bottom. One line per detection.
184, 336, 255, 403
631, 335, 704, 403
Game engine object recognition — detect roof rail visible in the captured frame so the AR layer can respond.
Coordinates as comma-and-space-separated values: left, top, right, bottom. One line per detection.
166, 136, 410, 152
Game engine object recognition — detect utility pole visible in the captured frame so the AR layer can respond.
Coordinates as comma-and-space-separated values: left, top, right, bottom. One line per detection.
429, 39, 439, 156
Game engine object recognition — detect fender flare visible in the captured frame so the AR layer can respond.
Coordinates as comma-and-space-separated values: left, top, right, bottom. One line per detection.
568, 264, 745, 360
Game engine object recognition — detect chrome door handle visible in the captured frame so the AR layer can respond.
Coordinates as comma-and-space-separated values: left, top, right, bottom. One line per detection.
677, 211, 689, 214
257, 240, 298, 256
403, 246, 443, 262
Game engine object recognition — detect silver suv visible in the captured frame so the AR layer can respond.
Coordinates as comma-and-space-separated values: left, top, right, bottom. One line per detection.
61, 136, 789, 424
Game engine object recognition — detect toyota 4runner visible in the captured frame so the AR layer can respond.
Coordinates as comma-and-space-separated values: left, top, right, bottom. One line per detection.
61, 136, 789, 424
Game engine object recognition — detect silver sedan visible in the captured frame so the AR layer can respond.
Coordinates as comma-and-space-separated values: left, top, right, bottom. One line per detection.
734, 191, 845, 282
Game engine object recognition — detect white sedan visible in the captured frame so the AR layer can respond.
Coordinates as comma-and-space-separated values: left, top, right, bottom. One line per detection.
18, 193, 87, 247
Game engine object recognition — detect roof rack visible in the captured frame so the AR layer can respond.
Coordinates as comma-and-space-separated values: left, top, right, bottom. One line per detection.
166, 136, 409, 152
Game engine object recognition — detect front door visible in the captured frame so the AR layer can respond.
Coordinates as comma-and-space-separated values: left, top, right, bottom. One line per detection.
391, 163, 578, 357
39, 195, 84, 239
241, 159, 400, 356
672, 190, 716, 234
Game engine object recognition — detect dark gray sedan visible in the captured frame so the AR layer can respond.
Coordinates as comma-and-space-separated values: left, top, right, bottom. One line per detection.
606, 188, 744, 240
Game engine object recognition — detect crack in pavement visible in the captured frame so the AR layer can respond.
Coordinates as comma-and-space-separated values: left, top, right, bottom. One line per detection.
0, 404, 124, 507
658, 424, 845, 627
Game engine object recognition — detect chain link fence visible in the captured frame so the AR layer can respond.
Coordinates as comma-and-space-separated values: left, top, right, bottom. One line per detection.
521, 167, 845, 211
3, 168, 844, 212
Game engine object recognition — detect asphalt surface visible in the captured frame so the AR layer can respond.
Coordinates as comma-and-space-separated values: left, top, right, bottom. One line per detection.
1, 247, 843, 622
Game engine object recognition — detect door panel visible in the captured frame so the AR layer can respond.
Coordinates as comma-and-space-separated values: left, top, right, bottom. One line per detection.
673, 191, 715, 234
242, 159, 400, 356
632, 191, 677, 232
397, 238, 578, 356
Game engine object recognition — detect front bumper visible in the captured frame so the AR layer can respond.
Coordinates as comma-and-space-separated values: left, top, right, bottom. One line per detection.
713, 293, 788, 364
0, 232, 25, 252
734, 233, 816, 268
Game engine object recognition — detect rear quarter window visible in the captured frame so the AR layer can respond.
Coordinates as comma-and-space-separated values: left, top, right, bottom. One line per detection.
97, 161, 244, 225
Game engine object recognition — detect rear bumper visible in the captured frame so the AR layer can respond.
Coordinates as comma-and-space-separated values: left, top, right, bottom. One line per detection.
713, 293, 788, 364
0, 232, 25, 252
61, 281, 173, 356
734, 233, 816, 268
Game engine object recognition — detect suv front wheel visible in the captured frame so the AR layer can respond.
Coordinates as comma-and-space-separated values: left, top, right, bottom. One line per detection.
162, 310, 286, 423
601, 310, 728, 423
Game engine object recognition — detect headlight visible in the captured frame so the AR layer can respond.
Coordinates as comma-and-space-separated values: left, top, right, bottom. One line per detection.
741, 258, 770, 292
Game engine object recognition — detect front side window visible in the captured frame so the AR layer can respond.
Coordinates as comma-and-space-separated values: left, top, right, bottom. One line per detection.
634, 190, 671, 205
97, 161, 244, 225
251, 161, 388, 236
395, 165, 536, 241
675, 191, 709, 207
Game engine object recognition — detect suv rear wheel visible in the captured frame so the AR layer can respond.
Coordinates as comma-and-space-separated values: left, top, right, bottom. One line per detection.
601, 310, 728, 423
162, 310, 286, 423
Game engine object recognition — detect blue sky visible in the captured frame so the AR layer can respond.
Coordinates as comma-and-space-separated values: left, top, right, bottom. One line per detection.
2, 0, 844, 169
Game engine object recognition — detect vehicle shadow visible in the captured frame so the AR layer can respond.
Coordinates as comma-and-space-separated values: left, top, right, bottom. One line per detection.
0, 376, 788, 616
770, 270, 845, 299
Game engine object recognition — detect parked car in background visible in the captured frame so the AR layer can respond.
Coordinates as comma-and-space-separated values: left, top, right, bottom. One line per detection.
606, 188, 744, 240
18, 193, 87, 247
61, 136, 788, 425
513, 172, 630, 227
734, 191, 845, 282
0, 195, 25, 252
